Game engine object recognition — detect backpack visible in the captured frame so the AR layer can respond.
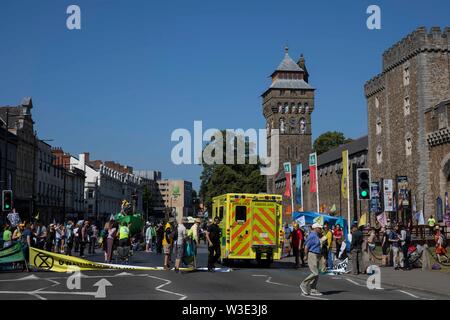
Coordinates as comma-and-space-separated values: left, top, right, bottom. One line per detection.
165, 226, 175, 243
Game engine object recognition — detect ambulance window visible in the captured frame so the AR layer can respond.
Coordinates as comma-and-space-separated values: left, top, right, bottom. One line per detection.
214, 207, 218, 218
235, 206, 247, 222
219, 207, 224, 220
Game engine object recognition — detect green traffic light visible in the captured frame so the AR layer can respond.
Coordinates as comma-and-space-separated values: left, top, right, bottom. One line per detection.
5, 204, 10, 209
361, 191, 368, 197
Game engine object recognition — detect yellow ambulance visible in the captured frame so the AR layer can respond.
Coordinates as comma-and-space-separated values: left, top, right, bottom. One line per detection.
211, 193, 283, 267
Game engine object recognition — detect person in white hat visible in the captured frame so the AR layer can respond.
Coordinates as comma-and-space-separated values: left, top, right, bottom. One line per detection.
300, 223, 324, 296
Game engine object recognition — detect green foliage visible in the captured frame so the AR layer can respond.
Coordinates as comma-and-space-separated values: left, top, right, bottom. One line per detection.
142, 185, 153, 218
199, 130, 266, 213
313, 131, 353, 155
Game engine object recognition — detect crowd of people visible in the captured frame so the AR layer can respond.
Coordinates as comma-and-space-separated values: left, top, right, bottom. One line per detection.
283, 219, 448, 273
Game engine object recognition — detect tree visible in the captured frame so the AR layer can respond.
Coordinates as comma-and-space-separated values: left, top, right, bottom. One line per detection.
199, 130, 266, 213
142, 185, 153, 221
191, 189, 200, 215
313, 131, 353, 155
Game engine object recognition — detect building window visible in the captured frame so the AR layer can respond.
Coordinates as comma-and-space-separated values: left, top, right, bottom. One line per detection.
406, 134, 412, 156
376, 117, 382, 135
375, 97, 380, 109
404, 97, 410, 115
376, 146, 382, 164
403, 66, 410, 86
88, 189, 94, 199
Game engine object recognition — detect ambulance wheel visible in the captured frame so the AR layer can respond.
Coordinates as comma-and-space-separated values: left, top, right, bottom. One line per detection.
256, 253, 272, 268
221, 258, 232, 267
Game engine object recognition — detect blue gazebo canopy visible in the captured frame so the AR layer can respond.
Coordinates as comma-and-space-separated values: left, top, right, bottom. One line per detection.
292, 211, 350, 242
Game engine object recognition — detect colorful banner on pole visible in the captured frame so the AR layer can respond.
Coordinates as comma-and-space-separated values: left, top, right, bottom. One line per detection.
436, 196, 444, 223
283, 162, 292, 198
383, 179, 394, 212
341, 150, 349, 199
397, 176, 409, 208
445, 192, 450, 227
295, 163, 302, 206
309, 153, 317, 193
0, 242, 26, 264
370, 182, 382, 214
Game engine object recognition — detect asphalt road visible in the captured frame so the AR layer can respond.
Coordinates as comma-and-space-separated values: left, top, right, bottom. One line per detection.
0, 244, 447, 300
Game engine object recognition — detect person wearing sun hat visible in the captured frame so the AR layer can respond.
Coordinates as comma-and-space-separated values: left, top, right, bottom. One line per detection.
300, 222, 324, 296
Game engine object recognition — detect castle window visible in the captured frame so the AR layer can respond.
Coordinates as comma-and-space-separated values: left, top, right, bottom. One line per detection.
284, 103, 289, 114
376, 146, 382, 164
403, 66, 410, 86
376, 117, 382, 135
304, 103, 309, 113
405, 134, 412, 156
280, 90, 285, 96
299, 118, 306, 134
300, 90, 306, 95
291, 103, 296, 113
404, 97, 410, 115
279, 118, 286, 134
298, 103, 304, 113
375, 97, 380, 109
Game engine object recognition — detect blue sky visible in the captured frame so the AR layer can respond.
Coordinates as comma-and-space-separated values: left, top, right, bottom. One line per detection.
1, 0, 449, 190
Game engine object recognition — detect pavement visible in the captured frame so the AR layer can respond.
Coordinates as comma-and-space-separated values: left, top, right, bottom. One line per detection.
0, 244, 449, 300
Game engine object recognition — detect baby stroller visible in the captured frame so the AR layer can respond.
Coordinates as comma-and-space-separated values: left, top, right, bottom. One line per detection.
406, 244, 423, 268
114, 242, 133, 264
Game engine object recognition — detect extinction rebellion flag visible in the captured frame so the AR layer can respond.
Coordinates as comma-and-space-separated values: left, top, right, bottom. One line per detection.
309, 153, 318, 193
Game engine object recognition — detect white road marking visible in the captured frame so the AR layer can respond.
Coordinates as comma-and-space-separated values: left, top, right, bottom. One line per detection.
397, 290, 421, 299
265, 276, 293, 287
345, 278, 365, 287
252, 274, 296, 288
147, 275, 187, 300
301, 293, 329, 300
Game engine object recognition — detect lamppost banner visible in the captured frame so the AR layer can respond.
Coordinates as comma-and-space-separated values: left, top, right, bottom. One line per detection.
397, 176, 409, 207
383, 179, 394, 212
370, 182, 381, 214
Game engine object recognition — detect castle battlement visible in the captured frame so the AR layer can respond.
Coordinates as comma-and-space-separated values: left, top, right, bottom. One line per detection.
382, 26, 449, 72
364, 74, 385, 98
364, 26, 449, 98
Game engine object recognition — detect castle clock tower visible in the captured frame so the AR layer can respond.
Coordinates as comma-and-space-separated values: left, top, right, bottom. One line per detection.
262, 47, 315, 195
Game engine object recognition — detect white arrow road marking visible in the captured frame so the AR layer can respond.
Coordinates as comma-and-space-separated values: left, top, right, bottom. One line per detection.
0, 277, 112, 299
93, 279, 113, 298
